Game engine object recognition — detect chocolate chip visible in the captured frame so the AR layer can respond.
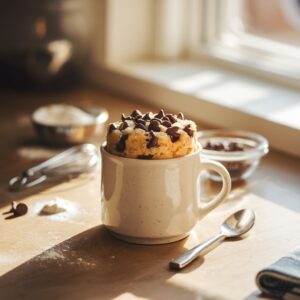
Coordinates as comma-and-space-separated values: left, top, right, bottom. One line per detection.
116, 143, 125, 152
228, 142, 244, 152
155, 109, 165, 119
116, 134, 129, 152
183, 125, 194, 137
148, 120, 161, 132
131, 109, 142, 118
166, 114, 177, 124
119, 122, 129, 131
108, 123, 117, 133
166, 126, 179, 135
204, 142, 225, 151
121, 114, 132, 121
161, 121, 172, 128
171, 135, 180, 142
135, 123, 146, 130
136, 118, 146, 125
166, 126, 180, 142
152, 118, 162, 123
205, 142, 211, 149
147, 131, 159, 148
214, 143, 224, 151
15, 203, 28, 216
137, 155, 153, 160
203, 141, 246, 152
10, 201, 28, 216
142, 113, 151, 121
162, 116, 169, 121
177, 112, 184, 120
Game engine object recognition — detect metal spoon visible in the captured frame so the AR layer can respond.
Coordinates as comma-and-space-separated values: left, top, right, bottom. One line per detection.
169, 209, 255, 270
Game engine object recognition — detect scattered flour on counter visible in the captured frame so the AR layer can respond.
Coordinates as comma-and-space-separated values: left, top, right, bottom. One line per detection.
40, 203, 66, 215
0, 255, 17, 265
35, 244, 97, 270
38, 248, 65, 261
32, 197, 80, 222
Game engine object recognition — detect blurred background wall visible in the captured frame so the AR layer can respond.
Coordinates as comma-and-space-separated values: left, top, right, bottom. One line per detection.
0, 0, 94, 89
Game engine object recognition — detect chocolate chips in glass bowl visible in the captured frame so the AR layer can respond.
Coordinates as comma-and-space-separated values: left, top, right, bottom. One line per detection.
198, 130, 269, 182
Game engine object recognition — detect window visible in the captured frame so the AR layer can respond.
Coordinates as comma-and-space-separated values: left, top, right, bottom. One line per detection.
89, 0, 300, 157
236, 0, 300, 47
195, 0, 300, 84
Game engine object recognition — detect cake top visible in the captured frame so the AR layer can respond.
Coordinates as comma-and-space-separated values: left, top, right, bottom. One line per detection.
106, 109, 198, 159
108, 109, 195, 143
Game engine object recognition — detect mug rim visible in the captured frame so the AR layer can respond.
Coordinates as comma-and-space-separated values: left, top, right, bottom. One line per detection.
101, 142, 201, 164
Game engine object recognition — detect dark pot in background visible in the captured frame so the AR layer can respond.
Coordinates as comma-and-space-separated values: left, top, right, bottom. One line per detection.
0, 0, 93, 90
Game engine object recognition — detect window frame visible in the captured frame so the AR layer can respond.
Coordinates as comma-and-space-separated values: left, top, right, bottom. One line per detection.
89, 0, 300, 157
189, 0, 300, 90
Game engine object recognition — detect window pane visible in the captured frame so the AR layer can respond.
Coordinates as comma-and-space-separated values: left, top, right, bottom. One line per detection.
231, 0, 300, 47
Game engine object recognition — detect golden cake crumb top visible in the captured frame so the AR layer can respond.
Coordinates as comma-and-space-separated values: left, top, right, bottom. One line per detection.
106, 109, 198, 159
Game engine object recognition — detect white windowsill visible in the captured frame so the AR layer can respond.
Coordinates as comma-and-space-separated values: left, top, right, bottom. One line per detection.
89, 60, 300, 158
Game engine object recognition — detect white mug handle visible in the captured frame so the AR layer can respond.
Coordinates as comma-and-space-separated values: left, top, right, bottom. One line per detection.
199, 159, 231, 215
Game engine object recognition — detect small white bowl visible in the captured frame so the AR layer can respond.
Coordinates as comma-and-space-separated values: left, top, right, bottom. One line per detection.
32, 104, 109, 146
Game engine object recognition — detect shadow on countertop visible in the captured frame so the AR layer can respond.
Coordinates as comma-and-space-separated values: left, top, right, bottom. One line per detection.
0, 225, 216, 300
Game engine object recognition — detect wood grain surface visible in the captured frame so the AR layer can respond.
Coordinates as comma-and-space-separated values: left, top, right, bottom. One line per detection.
0, 86, 299, 300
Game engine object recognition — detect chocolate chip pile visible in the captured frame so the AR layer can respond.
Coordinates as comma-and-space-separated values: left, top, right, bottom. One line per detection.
204, 141, 245, 152
203, 139, 253, 181
106, 109, 198, 159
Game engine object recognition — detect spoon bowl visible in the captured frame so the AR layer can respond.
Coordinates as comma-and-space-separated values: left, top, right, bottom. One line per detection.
221, 209, 255, 238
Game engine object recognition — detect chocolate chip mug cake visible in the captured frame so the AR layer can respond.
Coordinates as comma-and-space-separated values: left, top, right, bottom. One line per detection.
106, 109, 198, 159
101, 109, 231, 244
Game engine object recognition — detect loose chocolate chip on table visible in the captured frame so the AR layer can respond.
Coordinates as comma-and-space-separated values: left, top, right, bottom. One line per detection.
137, 155, 153, 160
119, 122, 129, 131
161, 120, 172, 128
108, 123, 118, 133
116, 134, 129, 152
147, 131, 159, 148
166, 126, 180, 142
131, 109, 142, 118
183, 125, 194, 137
135, 123, 146, 130
155, 109, 165, 119
148, 120, 161, 132
177, 112, 184, 120
15, 203, 28, 216
166, 114, 177, 124
9, 201, 28, 216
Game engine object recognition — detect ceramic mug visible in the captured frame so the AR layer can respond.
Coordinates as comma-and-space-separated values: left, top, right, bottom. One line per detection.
101, 143, 231, 244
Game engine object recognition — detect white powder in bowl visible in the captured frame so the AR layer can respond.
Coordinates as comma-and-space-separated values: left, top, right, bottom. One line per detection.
33, 104, 96, 126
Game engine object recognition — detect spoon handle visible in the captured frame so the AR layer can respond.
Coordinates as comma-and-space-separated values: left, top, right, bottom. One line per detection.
169, 233, 225, 270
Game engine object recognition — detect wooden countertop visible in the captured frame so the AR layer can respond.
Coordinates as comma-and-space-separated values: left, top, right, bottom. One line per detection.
0, 87, 300, 300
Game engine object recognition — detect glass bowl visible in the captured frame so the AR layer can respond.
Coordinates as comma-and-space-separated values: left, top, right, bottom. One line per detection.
197, 130, 269, 182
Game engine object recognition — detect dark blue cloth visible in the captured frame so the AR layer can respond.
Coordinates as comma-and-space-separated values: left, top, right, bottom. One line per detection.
256, 247, 300, 299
